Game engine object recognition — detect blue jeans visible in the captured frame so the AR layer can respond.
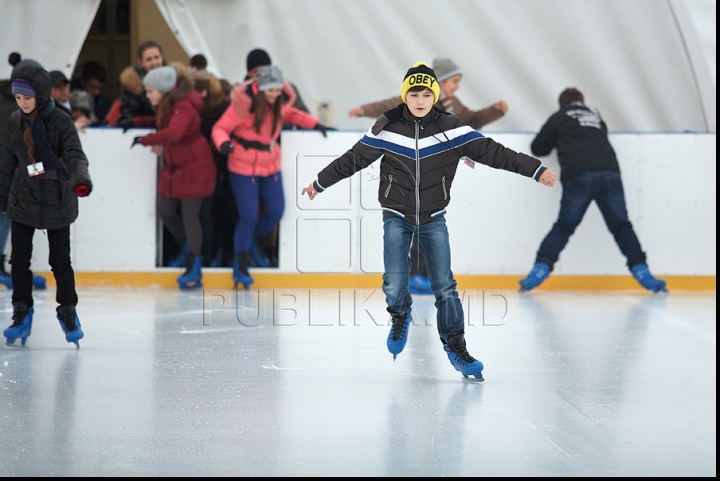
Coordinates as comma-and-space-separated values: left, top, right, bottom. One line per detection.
382, 215, 464, 340
536, 171, 646, 270
229, 172, 285, 254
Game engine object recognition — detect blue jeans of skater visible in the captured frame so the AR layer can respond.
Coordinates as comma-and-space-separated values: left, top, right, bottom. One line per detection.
229, 172, 285, 253
382, 215, 464, 340
535, 171, 646, 270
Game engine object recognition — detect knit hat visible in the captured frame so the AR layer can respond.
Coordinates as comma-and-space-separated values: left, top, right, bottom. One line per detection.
11, 77, 35, 98
256, 65, 283, 91
143, 66, 177, 93
70, 89, 95, 115
401, 61, 440, 104
432, 58, 462, 82
246, 48, 271, 73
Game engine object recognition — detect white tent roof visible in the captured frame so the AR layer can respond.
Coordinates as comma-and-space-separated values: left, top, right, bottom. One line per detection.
1, 0, 715, 132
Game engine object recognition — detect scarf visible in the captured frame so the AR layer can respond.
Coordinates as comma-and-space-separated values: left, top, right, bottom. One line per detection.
23, 100, 59, 180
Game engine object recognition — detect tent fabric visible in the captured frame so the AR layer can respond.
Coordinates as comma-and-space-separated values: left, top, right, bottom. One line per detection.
0, 0, 100, 80
1, 0, 715, 132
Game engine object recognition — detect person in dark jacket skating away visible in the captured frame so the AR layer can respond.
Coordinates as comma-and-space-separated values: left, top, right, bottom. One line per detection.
302, 62, 557, 381
518, 88, 667, 293
0, 64, 92, 348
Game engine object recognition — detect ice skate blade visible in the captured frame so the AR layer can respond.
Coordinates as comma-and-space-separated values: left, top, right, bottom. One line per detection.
462, 375, 484, 383
5, 341, 28, 348
179, 281, 203, 290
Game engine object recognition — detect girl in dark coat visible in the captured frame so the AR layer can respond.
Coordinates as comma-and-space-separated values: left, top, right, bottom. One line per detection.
0, 64, 92, 348
131, 66, 216, 289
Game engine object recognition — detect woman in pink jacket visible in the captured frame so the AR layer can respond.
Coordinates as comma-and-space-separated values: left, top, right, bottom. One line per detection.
212, 66, 330, 289
131, 66, 216, 290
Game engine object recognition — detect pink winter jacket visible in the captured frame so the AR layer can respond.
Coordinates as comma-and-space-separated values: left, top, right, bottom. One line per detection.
212, 80, 319, 177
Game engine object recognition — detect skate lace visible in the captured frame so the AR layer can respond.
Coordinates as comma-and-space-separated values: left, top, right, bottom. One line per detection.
10, 308, 28, 327
58, 311, 77, 332
391, 314, 408, 341
449, 341, 476, 364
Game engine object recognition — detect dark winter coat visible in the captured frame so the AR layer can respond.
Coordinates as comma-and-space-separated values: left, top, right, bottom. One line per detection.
118, 65, 156, 129
0, 65, 92, 230
531, 101, 620, 184
314, 104, 545, 225
139, 79, 216, 199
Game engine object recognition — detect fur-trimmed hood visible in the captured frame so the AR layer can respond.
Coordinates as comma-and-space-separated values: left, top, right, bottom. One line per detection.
119, 65, 147, 96
230, 79, 297, 117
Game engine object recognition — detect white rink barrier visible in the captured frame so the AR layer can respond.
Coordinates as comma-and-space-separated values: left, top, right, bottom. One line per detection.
13, 128, 715, 277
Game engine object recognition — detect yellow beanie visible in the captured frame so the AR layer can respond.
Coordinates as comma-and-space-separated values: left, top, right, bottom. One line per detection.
401, 61, 440, 104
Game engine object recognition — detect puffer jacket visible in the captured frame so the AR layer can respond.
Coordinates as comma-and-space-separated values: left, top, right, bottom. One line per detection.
314, 104, 546, 226
358, 88, 504, 130
118, 65, 156, 129
0, 64, 92, 230
211, 80, 319, 178
139, 79, 216, 199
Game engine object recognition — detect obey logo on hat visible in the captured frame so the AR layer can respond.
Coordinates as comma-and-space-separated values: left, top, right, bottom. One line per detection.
401, 62, 440, 104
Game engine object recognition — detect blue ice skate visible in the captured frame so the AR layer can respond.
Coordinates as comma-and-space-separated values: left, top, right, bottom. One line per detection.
57, 305, 84, 349
519, 262, 550, 292
178, 255, 203, 290
4, 302, 34, 347
409, 274, 433, 295
387, 308, 412, 361
442, 331, 484, 382
33, 273, 47, 290
233, 253, 253, 290
631, 264, 668, 293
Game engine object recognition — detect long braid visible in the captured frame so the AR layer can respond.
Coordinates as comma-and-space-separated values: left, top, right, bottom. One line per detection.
22, 110, 37, 164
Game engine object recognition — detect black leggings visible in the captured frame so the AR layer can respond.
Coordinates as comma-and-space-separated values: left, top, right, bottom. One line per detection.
157, 196, 205, 257
11, 221, 77, 307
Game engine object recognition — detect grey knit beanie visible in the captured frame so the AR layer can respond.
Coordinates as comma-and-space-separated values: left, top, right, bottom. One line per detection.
432, 58, 462, 82
256, 65, 283, 91
143, 66, 177, 92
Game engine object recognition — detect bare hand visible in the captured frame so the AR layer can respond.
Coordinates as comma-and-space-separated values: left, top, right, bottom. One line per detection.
348, 106, 364, 118
494, 100, 508, 114
74, 116, 92, 132
539, 169, 557, 187
302, 182, 318, 200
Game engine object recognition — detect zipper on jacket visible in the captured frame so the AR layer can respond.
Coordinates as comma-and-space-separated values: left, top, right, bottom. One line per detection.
414, 121, 420, 225
442, 175, 447, 200
384, 173, 394, 198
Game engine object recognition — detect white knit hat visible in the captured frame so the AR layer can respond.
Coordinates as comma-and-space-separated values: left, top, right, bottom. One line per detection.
432, 58, 462, 82
143, 66, 177, 93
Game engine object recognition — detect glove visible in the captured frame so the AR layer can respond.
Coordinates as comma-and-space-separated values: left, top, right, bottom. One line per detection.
220, 141, 234, 156
75, 184, 90, 197
131, 136, 143, 148
122, 120, 134, 133
314, 123, 336, 138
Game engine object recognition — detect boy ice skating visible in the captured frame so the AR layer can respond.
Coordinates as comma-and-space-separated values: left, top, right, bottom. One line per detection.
302, 62, 557, 381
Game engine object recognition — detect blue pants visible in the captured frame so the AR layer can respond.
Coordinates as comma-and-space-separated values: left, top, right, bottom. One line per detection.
536, 171, 646, 270
229, 172, 284, 254
382, 215, 464, 340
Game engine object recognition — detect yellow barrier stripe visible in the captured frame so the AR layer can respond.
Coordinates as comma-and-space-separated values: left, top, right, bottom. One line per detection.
29, 272, 716, 291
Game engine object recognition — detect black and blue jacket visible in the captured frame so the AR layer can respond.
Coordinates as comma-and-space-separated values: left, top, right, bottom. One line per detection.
314, 104, 546, 225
